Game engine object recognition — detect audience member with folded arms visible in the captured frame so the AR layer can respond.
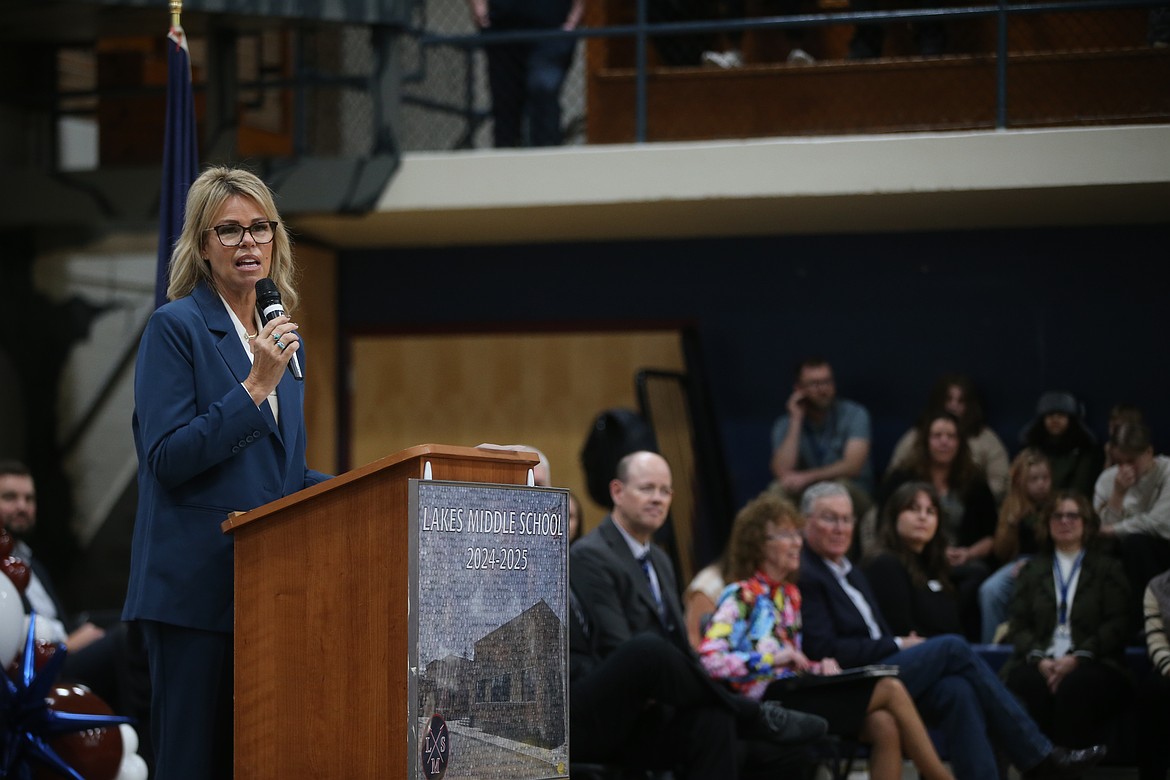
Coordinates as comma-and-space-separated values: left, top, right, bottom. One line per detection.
699, 491, 955, 780
797, 481, 1107, 780
862, 481, 962, 638
1000, 491, 1132, 750
979, 448, 1054, 643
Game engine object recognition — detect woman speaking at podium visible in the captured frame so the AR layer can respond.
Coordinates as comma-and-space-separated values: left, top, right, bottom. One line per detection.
123, 166, 330, 780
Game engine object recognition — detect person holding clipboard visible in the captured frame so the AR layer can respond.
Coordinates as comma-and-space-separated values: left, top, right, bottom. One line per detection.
699, 492, 954, 780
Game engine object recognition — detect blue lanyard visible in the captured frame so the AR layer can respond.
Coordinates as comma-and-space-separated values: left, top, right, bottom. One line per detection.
1053, 551, 1085, 625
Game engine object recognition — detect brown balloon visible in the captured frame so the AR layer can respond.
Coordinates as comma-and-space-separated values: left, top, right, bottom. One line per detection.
4, 641, 60, 683
32, 685, 124, 780
1, 556, 30, 593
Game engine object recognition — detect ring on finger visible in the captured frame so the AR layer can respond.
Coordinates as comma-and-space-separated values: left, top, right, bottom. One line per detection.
276, 340, 286, 350
272, 331, 282, 340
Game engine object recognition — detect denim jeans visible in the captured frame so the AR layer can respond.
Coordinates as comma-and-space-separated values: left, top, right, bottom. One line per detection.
979, 557, 1029, 644
883, 634, 1052, 780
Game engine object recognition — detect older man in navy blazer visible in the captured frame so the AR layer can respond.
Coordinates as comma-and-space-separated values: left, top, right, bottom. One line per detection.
796, 481, 1105, 780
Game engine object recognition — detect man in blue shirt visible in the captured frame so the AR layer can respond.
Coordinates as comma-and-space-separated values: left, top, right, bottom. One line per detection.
771, 358, 874, 510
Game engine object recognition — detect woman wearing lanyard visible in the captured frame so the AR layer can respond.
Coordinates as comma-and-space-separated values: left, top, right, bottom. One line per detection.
1000, 491, 1132, 749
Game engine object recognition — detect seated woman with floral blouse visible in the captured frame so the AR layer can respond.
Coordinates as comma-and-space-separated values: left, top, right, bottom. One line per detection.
699, 492, 954, 780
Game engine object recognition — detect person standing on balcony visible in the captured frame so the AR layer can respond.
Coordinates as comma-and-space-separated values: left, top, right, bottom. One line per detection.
467, 0, 584, 147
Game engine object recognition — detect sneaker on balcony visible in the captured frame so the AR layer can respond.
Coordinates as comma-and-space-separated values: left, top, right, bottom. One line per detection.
787, 48, 815, 64
701, 49, 744, 68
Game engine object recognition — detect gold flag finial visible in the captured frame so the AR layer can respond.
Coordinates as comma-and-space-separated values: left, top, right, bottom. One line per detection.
170, 0, 183, 28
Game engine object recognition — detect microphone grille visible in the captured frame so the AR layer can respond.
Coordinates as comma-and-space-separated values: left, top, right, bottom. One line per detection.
255, 278, 281, 302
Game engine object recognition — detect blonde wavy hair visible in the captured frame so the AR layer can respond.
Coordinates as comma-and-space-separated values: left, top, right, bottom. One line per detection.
165, 166, 299, 312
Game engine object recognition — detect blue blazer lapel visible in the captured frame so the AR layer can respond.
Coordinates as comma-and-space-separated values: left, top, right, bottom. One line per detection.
193, 284, 252, 383
193, 283, 284, 442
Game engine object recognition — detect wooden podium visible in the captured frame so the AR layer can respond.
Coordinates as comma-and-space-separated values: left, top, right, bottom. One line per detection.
222, 444, 539, 779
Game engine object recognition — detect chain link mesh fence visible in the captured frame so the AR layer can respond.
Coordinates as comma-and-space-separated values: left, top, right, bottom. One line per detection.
396, 0, 588, 151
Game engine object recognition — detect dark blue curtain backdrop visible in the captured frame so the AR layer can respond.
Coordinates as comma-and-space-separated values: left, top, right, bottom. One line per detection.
339, 224, 1166, 509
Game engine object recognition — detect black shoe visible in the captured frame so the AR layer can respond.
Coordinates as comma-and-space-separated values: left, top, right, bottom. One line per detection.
753, 701, 828, 745
1024, 744, 1107, 779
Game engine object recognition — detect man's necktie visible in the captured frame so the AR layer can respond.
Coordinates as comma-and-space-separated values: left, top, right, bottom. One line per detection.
638, 553, 668, 625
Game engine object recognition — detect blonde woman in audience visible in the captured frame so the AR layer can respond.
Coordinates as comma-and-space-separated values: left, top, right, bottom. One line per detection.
700, 492, 955, 780
1137, 567, 1170, 780
978, 449, 1053, 643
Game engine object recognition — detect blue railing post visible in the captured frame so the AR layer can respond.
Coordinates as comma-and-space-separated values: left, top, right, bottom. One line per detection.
997, 0, 1009, 129
636, 0, 648, 143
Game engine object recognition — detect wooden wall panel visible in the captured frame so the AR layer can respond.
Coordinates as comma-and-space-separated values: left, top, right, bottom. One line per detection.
349, 331, 685, 528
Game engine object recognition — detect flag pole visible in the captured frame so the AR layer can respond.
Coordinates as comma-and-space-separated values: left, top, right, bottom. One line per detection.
156, 0, 198, 308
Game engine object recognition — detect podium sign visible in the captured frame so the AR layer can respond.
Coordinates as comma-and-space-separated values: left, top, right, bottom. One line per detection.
409, 480, 569, 780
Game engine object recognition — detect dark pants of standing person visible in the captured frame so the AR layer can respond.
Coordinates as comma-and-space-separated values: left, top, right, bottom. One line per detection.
141, 620, 233, 780
1004, 660, 1131, 749
483, 0, 576, 148
847, 0, 946, 58
1136, 670, 1170, 780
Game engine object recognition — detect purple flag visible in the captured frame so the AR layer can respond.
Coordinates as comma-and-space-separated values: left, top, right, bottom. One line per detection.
156, 26, 199, 309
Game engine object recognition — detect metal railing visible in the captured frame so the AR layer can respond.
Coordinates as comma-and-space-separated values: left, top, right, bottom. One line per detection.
399, 0, 1169, 147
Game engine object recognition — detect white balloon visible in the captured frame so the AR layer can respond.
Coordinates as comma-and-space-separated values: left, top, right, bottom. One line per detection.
115, 751, 148, 780
119, 723, 139, 756
0, 574, 24, 668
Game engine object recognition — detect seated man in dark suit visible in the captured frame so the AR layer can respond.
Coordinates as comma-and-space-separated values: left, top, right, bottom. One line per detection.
570, 587, 745, 776
796, 481, 1105, 780
570, 450, 827, 778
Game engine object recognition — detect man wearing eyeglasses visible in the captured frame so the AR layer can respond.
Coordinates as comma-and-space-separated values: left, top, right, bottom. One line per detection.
796, 481, 1106, 780
569, 450, 827, 778
770, 358, 874, 516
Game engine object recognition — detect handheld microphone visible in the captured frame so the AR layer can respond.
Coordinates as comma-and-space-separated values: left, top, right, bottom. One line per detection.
255, 278, 303, 381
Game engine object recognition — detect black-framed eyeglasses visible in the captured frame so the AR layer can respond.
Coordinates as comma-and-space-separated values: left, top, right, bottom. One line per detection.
1051, 511, 1083, 522
205, 221, 278, 247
